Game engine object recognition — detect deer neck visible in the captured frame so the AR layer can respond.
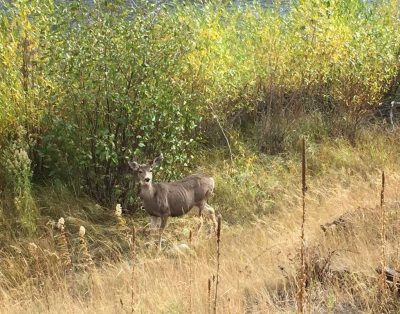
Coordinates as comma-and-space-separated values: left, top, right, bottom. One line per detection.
140, 183, 155, 199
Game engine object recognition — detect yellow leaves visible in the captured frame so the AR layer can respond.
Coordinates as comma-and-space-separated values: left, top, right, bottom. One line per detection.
321, 23, 352, 64
198, 27, 220, 42
0, 0, 399, 140
0, 1, 48, 140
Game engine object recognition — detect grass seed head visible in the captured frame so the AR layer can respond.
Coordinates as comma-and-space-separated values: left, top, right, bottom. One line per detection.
79, 226, 86, 237
115, 204, 122, 217
57, 217, 65, 230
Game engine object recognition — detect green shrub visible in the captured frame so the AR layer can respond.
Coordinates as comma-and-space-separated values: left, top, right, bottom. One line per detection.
0, 126, 37, 235
34, 1, 202, 206
0, 0, 399, 214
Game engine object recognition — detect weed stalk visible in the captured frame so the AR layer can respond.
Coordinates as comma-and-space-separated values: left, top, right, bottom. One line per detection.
54, 217, 72, 273
208, 277, 212, 314
188, 230, 193, 314
379, 171, 386, 298
130, 226, 136, 313
213, 215, 222, 314
77, 226, 94, 271
297, 137, 308, 314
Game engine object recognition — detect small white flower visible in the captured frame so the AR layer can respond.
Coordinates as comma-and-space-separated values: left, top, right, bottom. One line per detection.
57, 217, 65, 230
79, 226, 86, 237
115, 204, 122, 217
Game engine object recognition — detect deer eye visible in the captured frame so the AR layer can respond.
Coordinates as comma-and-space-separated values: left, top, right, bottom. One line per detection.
138, 170, 143, 174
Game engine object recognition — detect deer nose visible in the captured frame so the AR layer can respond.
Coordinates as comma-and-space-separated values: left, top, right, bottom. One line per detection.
144, 178, 150, 183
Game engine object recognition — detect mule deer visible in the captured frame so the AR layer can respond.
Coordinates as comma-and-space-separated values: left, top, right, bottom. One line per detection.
128, 154, 217, 249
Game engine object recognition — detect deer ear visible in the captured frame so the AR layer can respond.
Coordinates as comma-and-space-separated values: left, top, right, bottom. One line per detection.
150, 153, 163, 167
128, 161, 139, 171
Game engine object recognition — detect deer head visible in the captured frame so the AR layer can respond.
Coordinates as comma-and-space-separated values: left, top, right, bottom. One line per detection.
128, 154, 163, 186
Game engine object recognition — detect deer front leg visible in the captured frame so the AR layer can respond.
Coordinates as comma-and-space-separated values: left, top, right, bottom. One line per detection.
158, 215, 169, 251
149, 216, 161, 244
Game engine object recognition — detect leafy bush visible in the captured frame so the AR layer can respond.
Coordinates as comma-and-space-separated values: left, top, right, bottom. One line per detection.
0, 127, 37, 235
35, 1, 202, 206
0, 0, 399, 219
184, 0, 400, 149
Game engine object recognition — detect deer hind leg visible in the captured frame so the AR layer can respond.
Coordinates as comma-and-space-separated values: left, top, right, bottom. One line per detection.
196, 205, 205, 235
203, 204, 217, 235
158, 216, 169, 251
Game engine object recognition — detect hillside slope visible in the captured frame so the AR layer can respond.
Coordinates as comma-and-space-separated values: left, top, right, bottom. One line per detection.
2, 137, 400, 313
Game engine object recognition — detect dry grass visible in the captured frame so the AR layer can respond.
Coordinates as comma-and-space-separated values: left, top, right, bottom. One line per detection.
2, 133, 400, 313
1, 168, 400, 313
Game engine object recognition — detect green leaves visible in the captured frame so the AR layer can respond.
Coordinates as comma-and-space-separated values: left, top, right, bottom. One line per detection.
1, 0, 399, 208
30, 1, 201, 205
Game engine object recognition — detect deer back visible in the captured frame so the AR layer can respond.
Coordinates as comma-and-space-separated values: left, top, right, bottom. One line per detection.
142, 174, 214, 217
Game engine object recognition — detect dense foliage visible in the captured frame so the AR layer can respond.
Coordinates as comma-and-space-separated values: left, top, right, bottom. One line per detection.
0, 0, 399, 234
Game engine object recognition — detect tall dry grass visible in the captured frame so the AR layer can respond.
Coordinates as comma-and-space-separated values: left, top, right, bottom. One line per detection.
2, 166, 400, 313
0, 133, 400, 313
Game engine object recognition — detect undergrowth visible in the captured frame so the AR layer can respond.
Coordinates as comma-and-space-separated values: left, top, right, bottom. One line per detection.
1, 130, 400, 313
1, 0, 399, 226
1, 0, 400, 312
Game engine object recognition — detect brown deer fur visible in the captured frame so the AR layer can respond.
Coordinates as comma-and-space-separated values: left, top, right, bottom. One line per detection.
128, 154, 217, 248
